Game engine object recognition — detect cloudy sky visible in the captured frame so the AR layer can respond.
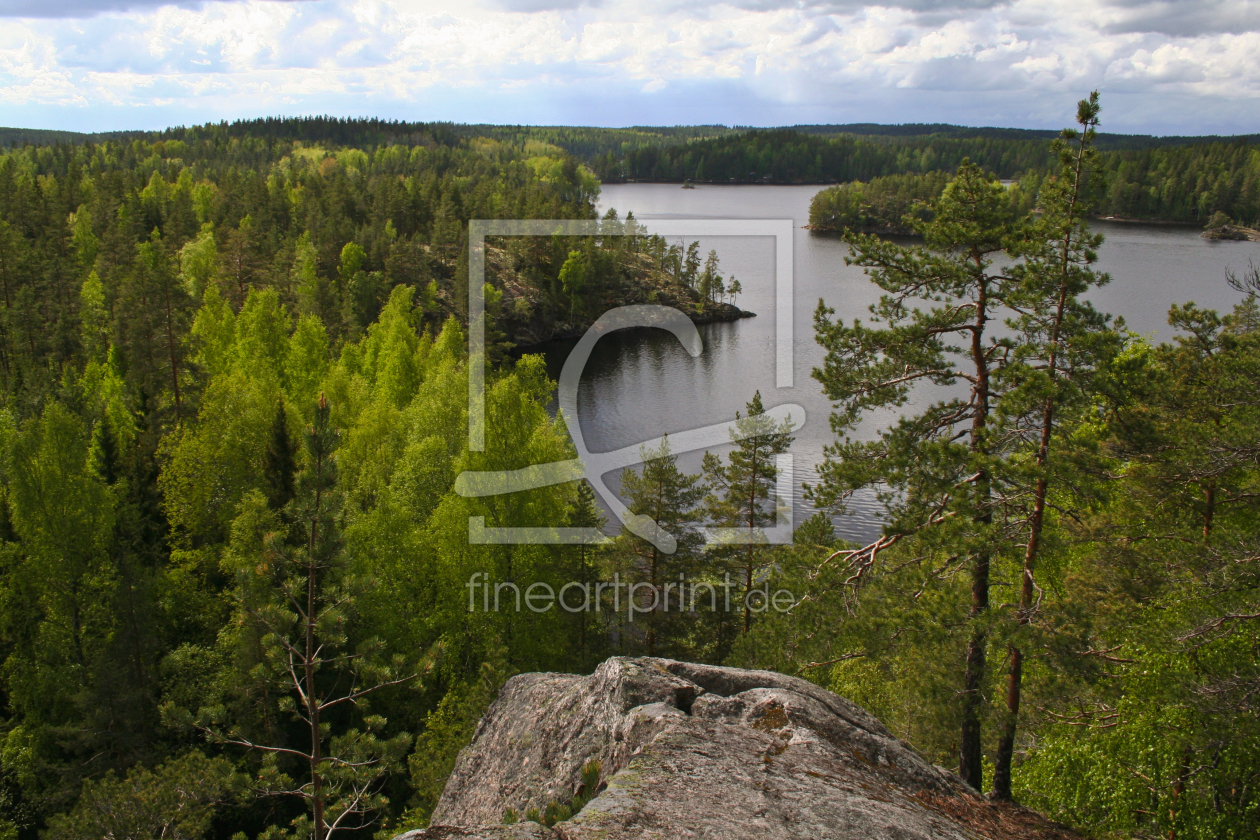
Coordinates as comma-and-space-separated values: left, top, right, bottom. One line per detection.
1, 0, 1257, 134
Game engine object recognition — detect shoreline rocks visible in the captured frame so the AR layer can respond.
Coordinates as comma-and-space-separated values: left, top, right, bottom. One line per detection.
514, 303, 754, 352
1202, 224, 1260, 241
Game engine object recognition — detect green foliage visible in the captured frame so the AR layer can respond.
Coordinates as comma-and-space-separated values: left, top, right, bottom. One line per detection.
557, 249, 590, 319
1017, 651, 1260, 839
513, 759, 602, 828
6, 401, 117, 708
0, 118, 635, 837
703, 391, 795, 646
179, 225, 218, 300
748, 97, 1260, 835
0, 105, 1256, 840
184, 394, 415, 840
1009, 293, 1260, 838
44, 752, 243, 840
612, 436, 707, 657
1205, 209, 1233, 231
809, 171, 950, 233
79, 272, 109, 361
261, 400, 298, 511
404, 653, 512, 828
808, 156, 1099, 790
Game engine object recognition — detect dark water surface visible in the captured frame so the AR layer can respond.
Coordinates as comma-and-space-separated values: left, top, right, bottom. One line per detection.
539, 183, 1260, 543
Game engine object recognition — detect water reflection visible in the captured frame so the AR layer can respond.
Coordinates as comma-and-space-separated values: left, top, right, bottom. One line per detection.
525, 183, 1260, 545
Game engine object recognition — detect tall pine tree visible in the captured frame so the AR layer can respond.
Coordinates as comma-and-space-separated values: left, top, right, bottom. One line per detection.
703, 392, 794, 638
811, 161, 1018, 790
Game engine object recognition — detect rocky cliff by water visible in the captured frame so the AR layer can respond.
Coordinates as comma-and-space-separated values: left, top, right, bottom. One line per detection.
397, 657, 1083, 840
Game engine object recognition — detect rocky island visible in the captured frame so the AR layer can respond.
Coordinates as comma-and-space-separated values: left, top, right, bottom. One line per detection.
1201, 211, 1260, 241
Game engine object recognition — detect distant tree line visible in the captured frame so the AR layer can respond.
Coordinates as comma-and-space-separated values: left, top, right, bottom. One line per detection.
7, 117, 1259, 226
807, 148, 1260, 232
594, 128, 1260, 227
589, 128, 1058, 184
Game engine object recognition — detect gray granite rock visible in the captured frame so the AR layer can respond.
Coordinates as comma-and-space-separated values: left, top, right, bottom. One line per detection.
404, 657, 1081, 840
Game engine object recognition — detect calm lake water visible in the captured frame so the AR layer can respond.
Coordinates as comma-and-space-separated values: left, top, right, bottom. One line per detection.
540, 183, 1260, 543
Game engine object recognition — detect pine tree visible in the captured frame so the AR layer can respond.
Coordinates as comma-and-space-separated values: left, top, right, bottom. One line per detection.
703, 391, 794, 637
811, 160, 1018, 790
683, 242, 701, 288
698, 249, 721, 305
564, 480, 608, 671
223, 214, 263, 307
262, 400, 298, 512
992, 90, 1115, 800
617, 436, 706, 657
188, 394, 415, 840
130, 230, 192, 418
93, 414, 120, 486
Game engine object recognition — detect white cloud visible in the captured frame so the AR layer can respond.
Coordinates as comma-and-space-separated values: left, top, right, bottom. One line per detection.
0, 0, 1257, 133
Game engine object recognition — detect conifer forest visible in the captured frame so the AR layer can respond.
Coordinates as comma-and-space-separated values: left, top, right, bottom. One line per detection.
0, 99, 1256, 840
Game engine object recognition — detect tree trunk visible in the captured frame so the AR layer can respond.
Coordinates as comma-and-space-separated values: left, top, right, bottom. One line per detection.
743, 445, 759, 635
1202, 481, 1215, 542
960, 567, 990, 790
993, 645, 1023, 798
960, 271, 991, 792
993, 442, 1053, 798
992, 100, 1097, 799
308, 446, 326, 840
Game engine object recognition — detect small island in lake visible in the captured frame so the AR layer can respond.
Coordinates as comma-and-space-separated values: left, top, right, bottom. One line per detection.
482, 211, 753, 348
1202, 211, 1260, 241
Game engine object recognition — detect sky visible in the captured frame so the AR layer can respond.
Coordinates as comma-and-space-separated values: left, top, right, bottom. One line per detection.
1, 0, 1258, 135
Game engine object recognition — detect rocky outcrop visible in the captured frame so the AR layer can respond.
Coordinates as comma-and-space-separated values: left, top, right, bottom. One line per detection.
1202, 224, 1260, 241
397, 657, 1082, 840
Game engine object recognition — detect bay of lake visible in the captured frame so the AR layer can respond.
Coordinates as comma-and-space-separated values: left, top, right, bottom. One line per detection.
536, 183, 1260, 542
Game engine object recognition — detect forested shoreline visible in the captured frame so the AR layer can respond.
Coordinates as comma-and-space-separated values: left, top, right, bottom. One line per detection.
591, 128, 1260, 227
7, 117, 1260, 226
0, 101, 1255, 840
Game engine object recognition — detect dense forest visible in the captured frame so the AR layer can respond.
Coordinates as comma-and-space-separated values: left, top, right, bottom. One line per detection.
603, 128, 1260, 226
807, 170, 1038, 234
590, 127, 1059, 184
809, 143, 1260, 232
0, 97, 1255, 840
8, 117, 1260, 225
792, 121, 1260, 149
0, 123, 735, 840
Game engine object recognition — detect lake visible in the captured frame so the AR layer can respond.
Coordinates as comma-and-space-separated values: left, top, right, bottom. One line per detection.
539, 183, 1260, 543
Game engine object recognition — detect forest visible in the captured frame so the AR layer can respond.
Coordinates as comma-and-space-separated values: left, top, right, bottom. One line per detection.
0, 95, 1255, 840
8, 117, 1260, 226
600, 128, 1260, 227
